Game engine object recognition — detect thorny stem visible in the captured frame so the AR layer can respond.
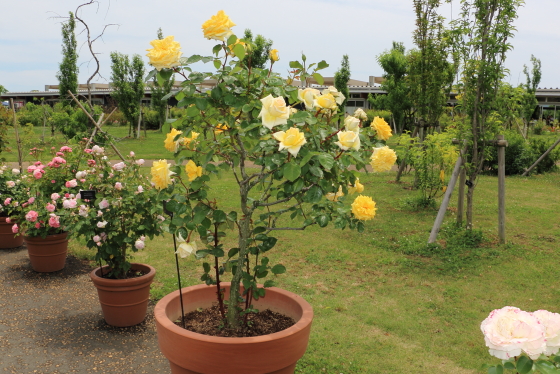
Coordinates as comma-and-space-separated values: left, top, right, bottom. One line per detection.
213, 224, 226, 320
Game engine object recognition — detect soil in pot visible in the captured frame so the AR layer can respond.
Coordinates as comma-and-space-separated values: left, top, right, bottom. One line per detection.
176, 304, 295, 337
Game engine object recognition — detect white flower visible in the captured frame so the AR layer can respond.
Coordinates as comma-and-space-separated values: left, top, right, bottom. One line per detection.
134, 240, 145, 250
130, 151, 135, 157
334, 130, 361, 151
344, 116, 361, 133
93, 235, 101, 242
112, 162, 126, 171
176, 234, 197, 258
97, 221, 108, 228
92, 145, 105, 155
533, 310, 560, 355
6, 181, 15, 188
75, 171, 87, 179
136, 159, 145, 166
78, 205, 88, 217
353, 108, 368, 121
12, 168, 20, 175
157, 215, 165, 222
98, 199, 110, 209
137, 185, 144, 193
97, 210, 103, 217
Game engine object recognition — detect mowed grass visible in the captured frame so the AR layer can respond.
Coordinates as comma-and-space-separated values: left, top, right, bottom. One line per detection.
7, 126, 560, 373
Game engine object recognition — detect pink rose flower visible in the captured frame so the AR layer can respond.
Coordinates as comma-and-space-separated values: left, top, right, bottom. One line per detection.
481, 306, 546, 360
135, 159, 145, 166
87, 159, 96, 167
5, 217, 11, 223
134, 240, 145, 250
48, 214, 60, 228
6, 181, 15, 188
98, 199, 110, 210
63, 199, 77, 209
51, 193, 60, 200
59, 146, 72, 153
11, 224, 18, 233
65, 179, 78, 188
35, 222, 41, 229
28, 197, 35, 204
56, 152, 64, 156
93, 235, 101, 242
4, 197, 11, 206
129, 151, 135, 157
25, 210, 39, 222
33, 169, 43, 179
137, 185, 144, 193
46, 203, 56, 212
115, 182, 123, 190
85, 149, 93, 154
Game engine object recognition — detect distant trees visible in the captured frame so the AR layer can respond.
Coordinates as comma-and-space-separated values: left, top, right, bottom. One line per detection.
110, 52, 145, 136
0, 85, 7, 96
334, 55, 350, 114
56, 12, 79, 106
243, 29, 273, 69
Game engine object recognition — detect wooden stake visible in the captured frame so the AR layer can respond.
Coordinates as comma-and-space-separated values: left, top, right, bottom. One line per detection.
10, 99, 23, 172
521, 136, 560, 176
457, 166, 465, 226
497, 134, 507, 244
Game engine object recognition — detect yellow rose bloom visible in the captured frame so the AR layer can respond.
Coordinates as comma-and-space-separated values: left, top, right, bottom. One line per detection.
348, 178, 364, 195
227, 39, 246, 56
272, 127, 306, 157
202, 10, 236, 41
344, 116, 360, 133
151, 159, 175, 190
270, 49, 279, 62
185, 160, 203, 182
164, 128, 183, 152
298, 88, 320, 110
146, 35, 182, 71
182, 131, 200, 149
334, 130, 361, 151
370, 116, 393, 141
259, 94, 290, 130
326, 186, 344, 202
214, 123, 229, 134
370, 146, 397, 172
353, 108, 368, 121
314, 93, 338, 111
351, 195, 377, 221
322, 86, 345, 106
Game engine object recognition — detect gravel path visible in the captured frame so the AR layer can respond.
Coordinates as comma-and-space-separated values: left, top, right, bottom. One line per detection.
0, 246, 169, 374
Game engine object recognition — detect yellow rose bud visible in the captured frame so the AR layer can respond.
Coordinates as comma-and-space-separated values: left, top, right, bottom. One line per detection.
326, 186, 344, 202
270, 49, 279, 62
146, 35, 182, 71
370, 146, 397, 172
182, 131, 200, 149
440, 169, 445, 182
214, 123, 229, 134
370, 116, 393, 141
151, 159, 175, 190
314, 93, 338, 111
272, 127, 306, 157
298, 88, 320, 110
348, 178, 364, 195
334, 130, 361, 151
164, 128, 183, 152
259, 94, 290, 130
202, 10, 236, 41
351, 195, 377, 221
185, 160, 203, 182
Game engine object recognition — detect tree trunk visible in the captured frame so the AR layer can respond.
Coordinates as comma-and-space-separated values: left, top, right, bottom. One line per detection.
465, 184, 474, 230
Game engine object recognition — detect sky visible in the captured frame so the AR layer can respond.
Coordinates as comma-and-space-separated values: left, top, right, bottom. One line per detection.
1, 0, 559, 93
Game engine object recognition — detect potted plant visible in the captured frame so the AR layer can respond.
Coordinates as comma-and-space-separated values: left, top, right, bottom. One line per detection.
69, 146, 164, 327
10, 146, 83, 271
147, 10, 396, 373
0, 165, 27, 248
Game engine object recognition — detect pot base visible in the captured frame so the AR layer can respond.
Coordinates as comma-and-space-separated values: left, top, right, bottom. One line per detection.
169, 361, 297, 374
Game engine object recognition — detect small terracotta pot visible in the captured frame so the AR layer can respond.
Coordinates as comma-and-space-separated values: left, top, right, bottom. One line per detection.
24, 232, 68, 272
0, 217, 24, 249
90, 263, 156, 327
154, 282, 313, 374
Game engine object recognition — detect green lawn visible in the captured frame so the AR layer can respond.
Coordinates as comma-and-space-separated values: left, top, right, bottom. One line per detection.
6, 125, 560, 373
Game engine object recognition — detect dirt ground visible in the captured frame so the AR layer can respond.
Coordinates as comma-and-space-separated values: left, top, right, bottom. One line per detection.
0, 245, 169, 374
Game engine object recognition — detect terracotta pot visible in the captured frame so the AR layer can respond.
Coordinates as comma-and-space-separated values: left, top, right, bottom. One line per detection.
0, 217, 23, 249
24, 232, 68, 272
90, 263, 156, 327
154, 282, 313, 374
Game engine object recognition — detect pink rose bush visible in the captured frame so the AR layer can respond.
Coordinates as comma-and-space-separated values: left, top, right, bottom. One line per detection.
482, 306, 560, 372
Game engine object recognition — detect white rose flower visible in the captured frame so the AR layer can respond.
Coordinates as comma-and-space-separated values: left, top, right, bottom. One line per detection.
334, 131, 361, 151
97, 221, 108, 228
344, 116, 361, 133
12, 168, 20, 175
533, 310, 560, 355
176, 234, 197, 258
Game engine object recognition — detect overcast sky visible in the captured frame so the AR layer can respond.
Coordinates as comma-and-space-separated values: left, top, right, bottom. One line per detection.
1, 0, 559, 93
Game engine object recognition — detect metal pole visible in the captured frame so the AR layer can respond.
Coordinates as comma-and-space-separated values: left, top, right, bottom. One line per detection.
457, 166, 465, 226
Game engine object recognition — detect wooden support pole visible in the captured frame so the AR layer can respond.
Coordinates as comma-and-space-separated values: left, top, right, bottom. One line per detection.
428, 143, 467, 244
10, 99, 23, 172
497, 134, 507, 244
521, 136, 560, 176
457, 166, 465, 226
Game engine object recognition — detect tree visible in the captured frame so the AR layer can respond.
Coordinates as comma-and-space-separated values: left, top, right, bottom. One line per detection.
451, 0, 523, 229
150, 28, 175, 132
334, 55, 350, 114
243, 29, 273, 69
56, 12, 79, 106
520, 55, 541, 127
369, 42, 412, 134
0, 85, 7, 95
110, 52, 145, 136
408, 0, 456, 137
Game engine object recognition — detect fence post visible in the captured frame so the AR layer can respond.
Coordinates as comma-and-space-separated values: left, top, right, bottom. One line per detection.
497, 135, 507, 244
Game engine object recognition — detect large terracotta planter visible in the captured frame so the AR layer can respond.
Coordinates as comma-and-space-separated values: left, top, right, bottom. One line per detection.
24, 232, 68, 272
90, 263, 156, 327
0, 217, 23, 249
154, 282, 314, 374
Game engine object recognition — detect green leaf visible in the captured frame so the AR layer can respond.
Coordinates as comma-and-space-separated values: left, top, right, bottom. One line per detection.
316, 215, 329, 227
289, 61, 303, 69
503, 362, 515, 370
227, 34, 238, 46
156, 69, 173, 86
263, 280, 275, 288
487, 365, 503, 374
312, 73, 324, 85
316, 153, 335, 170
203, 262, 211, 273
271, 264, 286, 275
213, 59, 222, 70
304, 185, 323, 203
228, 247, 239, 258
516, 356, 533, 374
145, 69, 157, 83
212, 44, 222, 56
535, 360, 559, 374
194, 98, 208, 110
213, 210, 227, 223
186, 105, 199, 117
316, 60, 329, 70
283, 162, 301, 182
233, 44, 245, 60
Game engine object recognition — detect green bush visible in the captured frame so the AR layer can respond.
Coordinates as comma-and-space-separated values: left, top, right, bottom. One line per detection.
365, 109, 392, 126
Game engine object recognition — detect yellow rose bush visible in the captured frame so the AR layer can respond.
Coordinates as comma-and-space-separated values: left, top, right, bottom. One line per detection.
146, 10, 396, 329
146, 35, 182, 71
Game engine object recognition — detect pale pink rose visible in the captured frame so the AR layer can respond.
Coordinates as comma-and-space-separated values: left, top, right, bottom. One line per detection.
98, 199, 110, 209
11, 224, 18, 233
87, 159, 96, 167
533, 310, 560, 355
93, 235, 101, 242
97, 221, 108, 228
75, 171, 87, 179
481, 306, 546, 360
100, 232, 107, 241
4, 198, 11, 206
27, 165, 37, 173
59, 146, 72, 153
51, 193, 60, 200
137, 185, 144, 193
134, 240, 145, 250
65, 179, 78, 188
11, 168, 20, 175
48, 214, 60, 228
135, 159, 145, 166
97, 210, 103, 217
33, 169, 43, 179
92, 145, 104, 155
140, 235, 146, 241
27, 197, 35, 204
108, 173, 114, 178
46, 203, 56, 212
5, 217, 11, 223
63, 199, 77, 209
129, 151, 135, 157
115, 182, 123, 190
25, 210, 39, 222
6, 181, 15, 188
112, 162, 126, 171
78, 205, 88, 217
